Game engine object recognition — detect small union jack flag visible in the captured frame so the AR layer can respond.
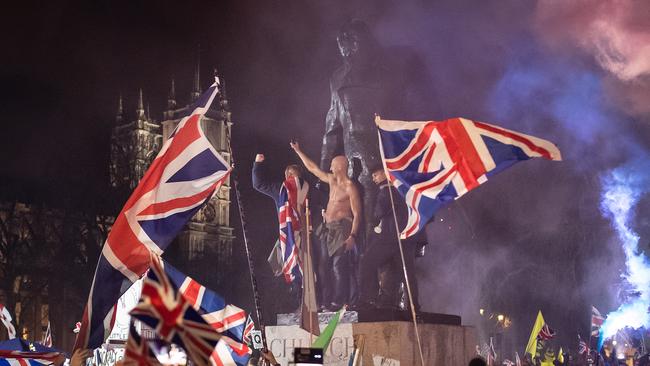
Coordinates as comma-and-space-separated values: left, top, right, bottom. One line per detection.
537, 324, 556, 341
578, 336, 589, 355
122, 320, 161, 366
0, 304, 16, 340
0, 351, 64, 366
277, 177, 308, 282
242, 315, 254, 345
41, 321, 52, 348
164, 261, 251, 366
376, 117, 561, 238
129, 255, 222, 366
75, 78, 231, 349
590, 306, 604, 338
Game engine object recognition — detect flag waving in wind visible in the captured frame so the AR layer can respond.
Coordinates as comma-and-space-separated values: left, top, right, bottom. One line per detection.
376, 117, 561, 238
75, 78, 231, 350
163, 261, 251, 366
130, 255, 222, 366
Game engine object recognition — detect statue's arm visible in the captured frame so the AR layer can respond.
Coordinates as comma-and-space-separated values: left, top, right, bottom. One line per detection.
320, 82, 343, 170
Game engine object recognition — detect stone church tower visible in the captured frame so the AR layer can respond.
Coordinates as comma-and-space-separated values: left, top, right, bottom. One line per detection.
109, 65, 234, 292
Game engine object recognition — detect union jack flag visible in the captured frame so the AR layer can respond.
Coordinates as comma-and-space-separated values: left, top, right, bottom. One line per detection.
122, 320, 161, 366
376, 117, 562, 238
75, 79, 231, 349
590, 306, 604, 338
40, 321, 52, 348
242, 315, 254, 346
129, 255, 222, 366
578, 336, 589, 355
277, 177, 308, 282
0, 351, 64, 366
0, 304, 16, 339
537, 324, 556, 341
164, 261, 251, 366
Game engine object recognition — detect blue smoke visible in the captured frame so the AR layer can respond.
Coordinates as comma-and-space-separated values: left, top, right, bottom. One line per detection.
599, 155, 650, 341
488, 57, 621, 166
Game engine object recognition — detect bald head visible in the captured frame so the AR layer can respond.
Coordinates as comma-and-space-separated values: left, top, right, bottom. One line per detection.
330, 155, 349, 175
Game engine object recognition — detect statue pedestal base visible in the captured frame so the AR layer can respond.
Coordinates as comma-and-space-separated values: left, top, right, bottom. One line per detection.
266, 311, 476, 365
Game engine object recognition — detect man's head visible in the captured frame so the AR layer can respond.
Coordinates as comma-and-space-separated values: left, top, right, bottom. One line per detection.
336, 19, 376, 62
330, 155, 349, 175
371, 168, 387, 185
285, 164, 302, 179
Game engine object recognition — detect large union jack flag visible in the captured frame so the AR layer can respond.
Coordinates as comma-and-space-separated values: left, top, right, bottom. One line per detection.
75, 79, 231, 349
129, 255, 222, 366
277, 177, 308, 283
0, 351, 64, 366
164, 261, 251, 366
376, 117, 562, 238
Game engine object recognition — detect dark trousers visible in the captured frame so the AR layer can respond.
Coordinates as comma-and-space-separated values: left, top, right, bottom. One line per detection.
359, 236, 419, 309
316, 243, 353, 306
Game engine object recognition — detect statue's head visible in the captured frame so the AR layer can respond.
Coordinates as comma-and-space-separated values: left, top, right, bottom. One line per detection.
337, 20, 376, 62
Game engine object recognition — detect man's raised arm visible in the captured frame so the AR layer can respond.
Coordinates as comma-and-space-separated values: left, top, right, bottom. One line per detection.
290, 141, 330, 183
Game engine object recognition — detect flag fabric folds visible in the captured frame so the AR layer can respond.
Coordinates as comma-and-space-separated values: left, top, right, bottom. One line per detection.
590, 306, 604, 338
41, 322, 52, 348
0, 305, 16, 340
129, 255, 222, 366
577, 336, 589, 355
0, 351, 64, 366
122, 320, 161, 366
525, 311, 548, 356
537, 324, 556, 341
163, 261, 251, 366
75, 79, 231, 349
277, 177, 308, 283
376, 117, 562, 238
242, 315, 254, 346
312, 306, 345, 351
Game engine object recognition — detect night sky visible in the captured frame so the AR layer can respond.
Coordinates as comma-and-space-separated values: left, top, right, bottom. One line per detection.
2, 0, 650, 356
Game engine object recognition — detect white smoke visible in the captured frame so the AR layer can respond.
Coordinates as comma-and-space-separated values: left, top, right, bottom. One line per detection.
599, 155, 650, 339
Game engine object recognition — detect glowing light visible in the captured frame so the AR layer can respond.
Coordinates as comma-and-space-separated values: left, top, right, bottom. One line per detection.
497, 314, 505, 322
612, 340, 617, 346
599, 157, 650, 342
479, 308, 485, 316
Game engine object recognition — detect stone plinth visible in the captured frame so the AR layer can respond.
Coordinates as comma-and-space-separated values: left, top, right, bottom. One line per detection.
354, 321, 476, 366
267, 311, 475, 365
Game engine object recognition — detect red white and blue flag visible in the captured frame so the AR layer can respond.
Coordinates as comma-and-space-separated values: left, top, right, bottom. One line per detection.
376, 117, 562, 238
122, 320, 160, 366
0, 304, 16, 340
164, 261, 251, 366
75, 79, 231, 349
277, 177, 308, 283
41, 321, 52, 348
0, 351, 63, 366
242, 315, 254, 346
590, 306, 604, 338
129, 255, 222, 366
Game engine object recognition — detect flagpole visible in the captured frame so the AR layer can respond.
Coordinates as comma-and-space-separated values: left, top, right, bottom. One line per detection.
305, 198, 314, 345
375, 123, 426, 366
221, 80, 269, 356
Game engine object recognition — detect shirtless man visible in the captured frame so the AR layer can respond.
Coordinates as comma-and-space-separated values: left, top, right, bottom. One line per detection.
290, 141, 362, 308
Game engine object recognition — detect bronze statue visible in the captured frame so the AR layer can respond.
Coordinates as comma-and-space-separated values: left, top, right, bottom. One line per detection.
320, 20, 388, 238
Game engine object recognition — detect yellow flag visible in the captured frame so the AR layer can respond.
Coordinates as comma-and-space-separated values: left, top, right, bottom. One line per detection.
525, 311, 545, 356
558, 347, 564, 363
